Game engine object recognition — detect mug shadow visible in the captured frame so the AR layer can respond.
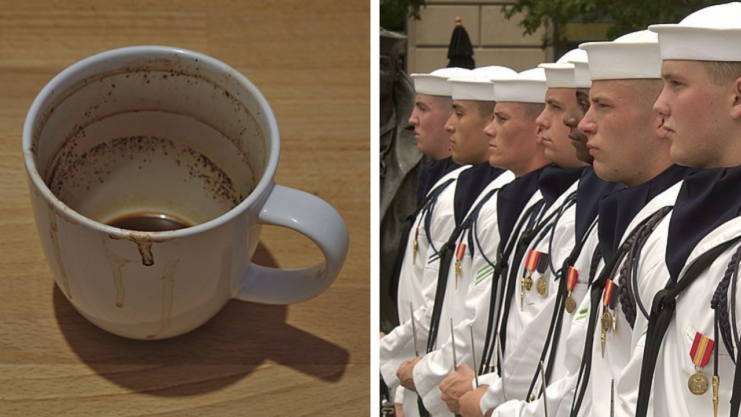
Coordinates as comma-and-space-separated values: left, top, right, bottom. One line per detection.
53, 243, 350, 397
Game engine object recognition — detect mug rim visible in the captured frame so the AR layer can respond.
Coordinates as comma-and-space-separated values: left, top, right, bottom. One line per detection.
22, 45, 280, 239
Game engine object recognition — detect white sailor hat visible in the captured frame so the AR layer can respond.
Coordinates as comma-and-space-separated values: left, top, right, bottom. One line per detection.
568, 53, 593, 88
538, 49, 589, 88
449, 65, 517, 101
650, 2, 741, 62
491, 68, 547, 104
411, 67, 472, 97
571, 63, 592, 88
580, 30, 662, 80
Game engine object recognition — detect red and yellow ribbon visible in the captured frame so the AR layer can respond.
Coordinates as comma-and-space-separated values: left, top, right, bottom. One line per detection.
690, 332, 714, 368
566, 266, 578, 292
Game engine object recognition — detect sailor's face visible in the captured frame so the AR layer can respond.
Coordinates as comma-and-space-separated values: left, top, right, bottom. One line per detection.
563, 88, 593, 164
486, 102, 540, 173
654, 60, 737, 168
444, 100, 493, 165
578, 80, 662, 186
409, 94, 453, 160
536, 88, 584, 169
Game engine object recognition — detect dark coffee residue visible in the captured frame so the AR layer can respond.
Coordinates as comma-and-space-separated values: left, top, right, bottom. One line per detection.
48, 135, 244, 208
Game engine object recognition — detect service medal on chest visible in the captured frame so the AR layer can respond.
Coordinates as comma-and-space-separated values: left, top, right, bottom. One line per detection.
536, 276, 548, 297
565, 266, 578, 314
601, 311, 613, 332
687, 332, 715, 396
688, 370, 709, 395
522, 275, 533, 291
565, 295, 577, 314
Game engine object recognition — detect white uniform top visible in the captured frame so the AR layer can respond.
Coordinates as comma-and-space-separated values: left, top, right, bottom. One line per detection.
410, 170, 516, 416
488, 190, 602, 417
379, 165, 470, 416
488, 180, 684, 417
584, 181, 683, 417
478, 179, 581, 413
621, 215, 741, 417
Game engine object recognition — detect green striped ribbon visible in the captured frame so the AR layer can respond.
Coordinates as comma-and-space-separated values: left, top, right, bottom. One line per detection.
475, 264, 495, 286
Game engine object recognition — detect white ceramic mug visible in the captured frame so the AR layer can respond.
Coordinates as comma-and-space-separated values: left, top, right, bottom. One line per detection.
22, 46, 349, 340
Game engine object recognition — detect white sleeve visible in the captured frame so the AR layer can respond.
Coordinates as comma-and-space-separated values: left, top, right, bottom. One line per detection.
395, 385, 405, 405
380, 190, 459, 388
414, 209, 502, 415
490, 371, 580, 417
379, 300, 432, 388
380, 232, 451, 387
478, 371, 499, 387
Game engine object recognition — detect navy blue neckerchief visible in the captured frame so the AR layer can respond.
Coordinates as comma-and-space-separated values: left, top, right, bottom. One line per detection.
453, 163, 506, 227
416, 157, 461, 206
574, 167, 622, 244
665, 165, 741, 282
496, 165, 549, 249
598, 164, 694, 263
538, 164, 586, 208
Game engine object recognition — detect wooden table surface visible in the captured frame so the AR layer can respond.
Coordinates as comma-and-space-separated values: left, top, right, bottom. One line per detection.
0, 1, 369, 415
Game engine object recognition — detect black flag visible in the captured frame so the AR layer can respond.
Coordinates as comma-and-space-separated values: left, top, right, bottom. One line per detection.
447, 18, 475, 69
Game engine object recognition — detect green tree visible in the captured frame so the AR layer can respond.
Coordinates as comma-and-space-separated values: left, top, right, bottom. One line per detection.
506, 0, 728, 49
381, 0, 427, 32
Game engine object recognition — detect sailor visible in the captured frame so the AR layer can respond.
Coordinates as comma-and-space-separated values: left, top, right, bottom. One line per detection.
451, 49, 615, 416
387, 68, 474, 309
410, 68, 470, 204
466, 30, 694, 417
411, 67, 567, 416
402, 66, 548, 415
626, 4, 741, 417
454, 49, 620, 417
381, 66, 516, 417
563, 30, 696, 417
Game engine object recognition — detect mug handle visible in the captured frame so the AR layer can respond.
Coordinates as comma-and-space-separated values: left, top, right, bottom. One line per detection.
234, 184, 349, 304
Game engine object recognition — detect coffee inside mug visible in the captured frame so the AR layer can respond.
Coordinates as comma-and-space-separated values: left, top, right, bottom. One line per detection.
31, 52, 269, 231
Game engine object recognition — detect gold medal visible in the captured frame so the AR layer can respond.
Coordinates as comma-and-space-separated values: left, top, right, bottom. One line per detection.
688, 370, 709, 395
523, 275, 533, 291
536, 276, 548, 297
455, 261, 462, 288
565, 267, 578, 314
601, 311, 613, 332
600, 280, 616, 358
523, 250, 541, 292
454, 243, 466, 289
520, 275, 532, 311
600, 311, 612, 358
688, 332, 715, 396
565, 295, 576, 314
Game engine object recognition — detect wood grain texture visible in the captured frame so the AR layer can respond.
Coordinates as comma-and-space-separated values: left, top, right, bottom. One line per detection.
0, 1, 370, 415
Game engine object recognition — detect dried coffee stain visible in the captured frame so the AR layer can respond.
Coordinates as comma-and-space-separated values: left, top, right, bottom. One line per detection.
102, 236, 130, 308
146, 260, 178, 339
48, 209, 72, 299
108, 232, 163, 267
135, 239, 154, 266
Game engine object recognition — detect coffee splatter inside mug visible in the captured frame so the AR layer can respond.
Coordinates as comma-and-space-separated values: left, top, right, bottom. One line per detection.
31, 57, 269, 231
